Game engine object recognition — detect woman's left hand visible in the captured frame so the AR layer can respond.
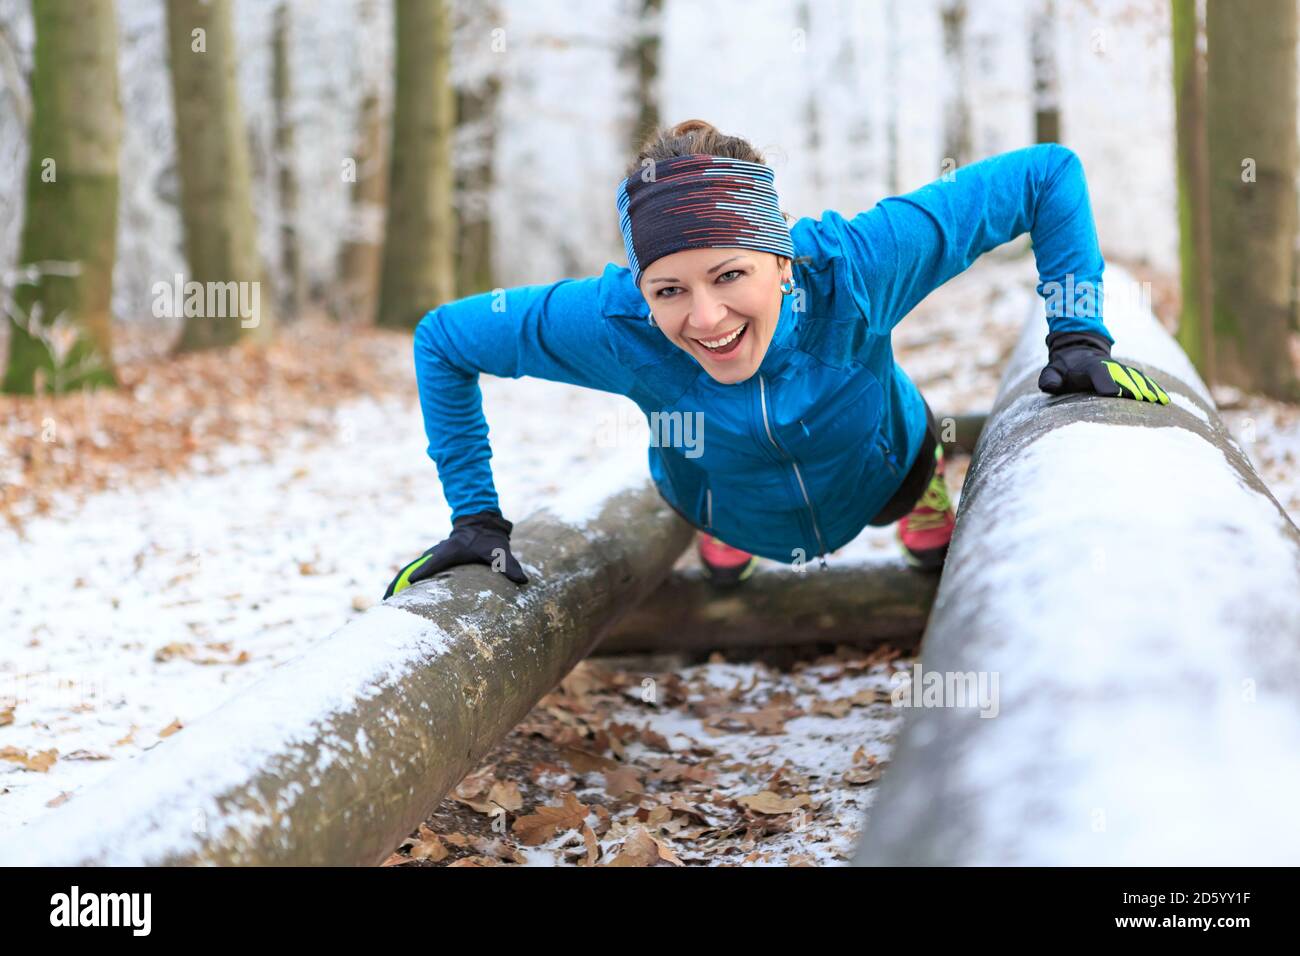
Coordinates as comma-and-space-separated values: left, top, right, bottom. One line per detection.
1037, 330, 1170, 404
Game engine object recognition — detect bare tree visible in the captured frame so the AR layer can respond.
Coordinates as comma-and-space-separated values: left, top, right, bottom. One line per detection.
1172, 0, 1214, 384
1029, 0, 1060, 143
376, 0, 454, 329
5, 0, 120, 395
165, 0, 273, 352
453, 0, 502, 299
1205, 0, 1299, 399
272, 0, 304, 320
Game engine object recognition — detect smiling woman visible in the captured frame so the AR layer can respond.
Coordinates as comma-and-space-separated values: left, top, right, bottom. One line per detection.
642, 246, 786, 378
385, 117, 1160, 599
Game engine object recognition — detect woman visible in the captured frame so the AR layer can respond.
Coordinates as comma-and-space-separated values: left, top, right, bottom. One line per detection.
383, 119, 1168, 599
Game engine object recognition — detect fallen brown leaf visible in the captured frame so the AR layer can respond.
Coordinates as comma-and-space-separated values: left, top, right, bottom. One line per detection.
512, 792, 588, 846
603, 766, 644, 798
735, 791, 811, 815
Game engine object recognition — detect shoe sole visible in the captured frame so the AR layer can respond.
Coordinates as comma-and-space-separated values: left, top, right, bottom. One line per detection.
901, 544, 948, 572
701, 555, 759, 587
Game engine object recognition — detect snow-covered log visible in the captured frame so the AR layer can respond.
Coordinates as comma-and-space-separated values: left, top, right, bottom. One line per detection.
598, 561, 936, 654
0, 483, 693, 866
853, 267, 1300, 865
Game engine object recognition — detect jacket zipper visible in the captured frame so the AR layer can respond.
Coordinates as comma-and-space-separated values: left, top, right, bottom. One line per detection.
878, 436, 901, 478
758, 373, 828, 568
706, 487, 712, 528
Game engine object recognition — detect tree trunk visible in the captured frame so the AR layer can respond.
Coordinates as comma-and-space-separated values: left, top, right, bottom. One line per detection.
939, 0, 971, 168
625, 0, 663, 156
272, 1, 304, 321
0, 482, 695, 866
376, 0, 454, 329
335, 0, 388, 326
1205, 0, 1299, 399
453, 76, 500, 299
4, 0, 120, 396
451, 0, 502, 300
1172, 0, 1216, 385
1029, 0, 1060, 143
854, 268, 1300, 866
599, 561, 935, 655
165, 0, 272, 352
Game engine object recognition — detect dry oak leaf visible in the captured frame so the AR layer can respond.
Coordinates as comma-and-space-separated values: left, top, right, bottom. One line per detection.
512, 792, 589, 846
487, 780, 523, 812
64, 749, 110, 761
560, 747, 619, 774
844, 766, 883, 786
735, 791, 812, 815
605, 827, 683, 867
468, 836, 527, 864
0, 746, 58, 773
603, 766, 644, 799
581, 824, 600, 866
408, 825, 449, 862
811, 698, 853, 719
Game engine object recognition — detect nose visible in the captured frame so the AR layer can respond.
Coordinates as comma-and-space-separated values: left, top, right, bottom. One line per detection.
689, 289, 730, 334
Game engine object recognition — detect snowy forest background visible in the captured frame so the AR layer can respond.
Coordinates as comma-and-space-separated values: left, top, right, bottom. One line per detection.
0, 0, 1186, 327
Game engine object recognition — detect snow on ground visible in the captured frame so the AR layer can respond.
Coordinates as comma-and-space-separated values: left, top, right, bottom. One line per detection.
0, 369, 648, 831
388, 651, 905, 867
3, 255, 1297, 864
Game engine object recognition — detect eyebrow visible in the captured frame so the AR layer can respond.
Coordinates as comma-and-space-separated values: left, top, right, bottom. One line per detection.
646, 255, 748, 285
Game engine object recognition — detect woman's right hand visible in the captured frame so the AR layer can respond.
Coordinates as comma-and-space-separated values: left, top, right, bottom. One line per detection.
383, 511, 530, 600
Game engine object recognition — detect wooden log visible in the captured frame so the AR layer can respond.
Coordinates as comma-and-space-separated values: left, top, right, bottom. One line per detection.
853, 267, 1300, 865
937, 410, 986, 455
0, 482, 693, 866
598, 560, 936, 655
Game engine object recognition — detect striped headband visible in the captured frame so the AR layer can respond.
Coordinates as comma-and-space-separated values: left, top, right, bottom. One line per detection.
615, 154, 795, 287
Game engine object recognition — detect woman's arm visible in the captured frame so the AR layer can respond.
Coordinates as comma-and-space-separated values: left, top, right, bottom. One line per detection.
821, 143, 1112, 343
413, 272, 636, 522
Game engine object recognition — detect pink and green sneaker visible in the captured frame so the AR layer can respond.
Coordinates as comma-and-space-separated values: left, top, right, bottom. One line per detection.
895, 443, 956, 571
697, 532, 759, 587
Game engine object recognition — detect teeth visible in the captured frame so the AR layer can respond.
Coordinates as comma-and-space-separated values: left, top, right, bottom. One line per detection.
699, 323, 746, 349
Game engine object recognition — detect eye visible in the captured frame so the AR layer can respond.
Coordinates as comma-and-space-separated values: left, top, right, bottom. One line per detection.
653, 269, 746, 299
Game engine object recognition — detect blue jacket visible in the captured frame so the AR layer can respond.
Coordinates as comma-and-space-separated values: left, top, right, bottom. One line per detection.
412, 144, 1113, 565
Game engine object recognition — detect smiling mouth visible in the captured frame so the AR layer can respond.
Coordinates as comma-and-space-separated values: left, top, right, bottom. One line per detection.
692, 322, 749, 354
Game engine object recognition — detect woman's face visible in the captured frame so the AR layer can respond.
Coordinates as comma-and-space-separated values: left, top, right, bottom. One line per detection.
639, 247, 791, 385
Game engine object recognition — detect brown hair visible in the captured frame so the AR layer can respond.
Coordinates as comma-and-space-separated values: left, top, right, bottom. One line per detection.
626, 119, 803, 253
625, 118, 768, 177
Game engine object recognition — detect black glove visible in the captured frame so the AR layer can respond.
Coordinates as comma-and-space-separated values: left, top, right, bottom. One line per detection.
1037, 330, 1170, 404
383, 510, 529, 599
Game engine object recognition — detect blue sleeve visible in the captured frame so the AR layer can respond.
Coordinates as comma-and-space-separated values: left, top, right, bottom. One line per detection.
820, 143, 1113, 345
412, 273, 636, 523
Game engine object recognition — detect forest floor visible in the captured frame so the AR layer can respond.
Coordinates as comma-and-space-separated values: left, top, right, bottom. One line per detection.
2, 252, 1297, 865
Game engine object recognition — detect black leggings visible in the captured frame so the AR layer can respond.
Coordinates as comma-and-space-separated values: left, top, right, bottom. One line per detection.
867, 398, 940, 527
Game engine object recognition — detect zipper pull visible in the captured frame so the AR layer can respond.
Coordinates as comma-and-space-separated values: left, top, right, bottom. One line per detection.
799, 419, 810, 437
818, 554, 828, 570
